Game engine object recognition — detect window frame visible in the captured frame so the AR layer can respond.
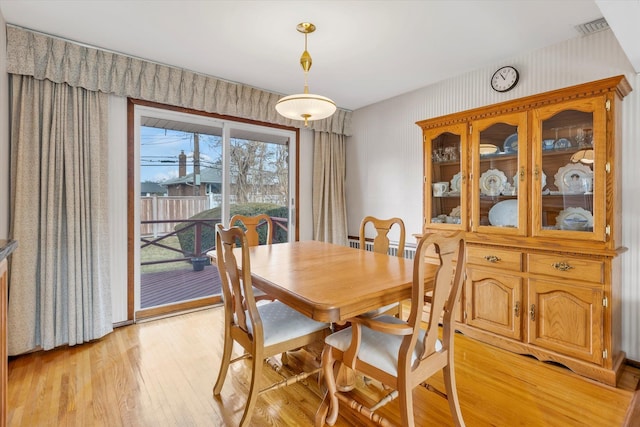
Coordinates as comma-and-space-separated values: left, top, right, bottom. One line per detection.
127, 98, 300, 320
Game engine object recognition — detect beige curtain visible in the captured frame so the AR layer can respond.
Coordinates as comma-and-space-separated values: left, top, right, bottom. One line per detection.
6, 25, 352, 136
312, 131, 348, 244
7, 76, 112, 355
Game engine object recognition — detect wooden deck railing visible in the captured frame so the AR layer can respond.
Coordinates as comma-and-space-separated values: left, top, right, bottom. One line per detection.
140, 216, 289, 266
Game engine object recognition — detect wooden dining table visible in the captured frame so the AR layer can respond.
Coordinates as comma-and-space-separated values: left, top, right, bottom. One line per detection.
224, 240, 416, 323
209, 238, 436, 423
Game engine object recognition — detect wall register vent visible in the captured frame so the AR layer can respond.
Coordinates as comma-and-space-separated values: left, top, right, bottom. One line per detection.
575, 17, 609, 36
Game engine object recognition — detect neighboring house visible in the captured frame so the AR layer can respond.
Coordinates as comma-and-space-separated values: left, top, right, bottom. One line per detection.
140, 181, 167, 197
161, 151, 283, 204
163, 166, 222, 197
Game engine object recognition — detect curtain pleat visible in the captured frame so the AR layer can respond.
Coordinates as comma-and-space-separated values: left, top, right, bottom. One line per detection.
313, 132, 348, 244
6, 25, 352, 136
8, 76, 112, 355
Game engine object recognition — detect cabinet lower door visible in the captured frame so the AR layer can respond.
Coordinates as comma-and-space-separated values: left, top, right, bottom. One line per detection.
465, 269, 522, 340
527, 279, 603, 364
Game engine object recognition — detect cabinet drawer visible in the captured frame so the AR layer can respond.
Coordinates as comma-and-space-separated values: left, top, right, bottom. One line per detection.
467, 247, 522, 271
528, 253, 603, 284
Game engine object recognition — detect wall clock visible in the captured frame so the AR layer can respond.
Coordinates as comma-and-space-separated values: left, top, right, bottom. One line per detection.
491, 66, 519, 92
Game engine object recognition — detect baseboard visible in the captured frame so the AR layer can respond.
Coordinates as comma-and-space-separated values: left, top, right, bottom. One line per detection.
626, 358, 640, 370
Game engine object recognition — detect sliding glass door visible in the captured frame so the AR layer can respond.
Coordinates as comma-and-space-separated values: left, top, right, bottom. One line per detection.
132, 103, 297, 319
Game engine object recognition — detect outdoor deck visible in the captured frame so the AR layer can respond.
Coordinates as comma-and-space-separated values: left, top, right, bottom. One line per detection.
140, 264, 222, 308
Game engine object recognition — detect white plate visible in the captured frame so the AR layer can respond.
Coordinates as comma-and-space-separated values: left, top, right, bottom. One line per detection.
554, 163, 593, 194
479, 168, 507, 196
450, 172, 462, 193
503, 133, 518, 153
556, 207, 593, 231
513, 171, 546, 190
488, 199, 518, 227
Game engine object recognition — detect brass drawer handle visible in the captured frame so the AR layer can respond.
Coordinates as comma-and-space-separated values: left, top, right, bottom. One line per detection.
484, 255, 501, 263
552, 261, 574, 271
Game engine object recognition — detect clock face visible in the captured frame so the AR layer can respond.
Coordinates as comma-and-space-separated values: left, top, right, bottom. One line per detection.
491, 66, 519, 92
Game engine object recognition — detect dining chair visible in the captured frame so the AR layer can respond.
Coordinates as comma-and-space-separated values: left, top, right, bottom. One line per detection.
316, 231, 466, 427
229, 213, 274, 301
213, 224, 331, 427
359, 216, 406, 318
230, 213, 273, 246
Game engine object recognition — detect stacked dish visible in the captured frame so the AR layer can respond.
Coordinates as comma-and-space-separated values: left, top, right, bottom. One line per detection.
556, 207, 593, 231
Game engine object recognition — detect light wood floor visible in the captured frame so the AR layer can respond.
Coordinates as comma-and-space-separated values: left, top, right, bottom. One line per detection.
7, 306, 640, 426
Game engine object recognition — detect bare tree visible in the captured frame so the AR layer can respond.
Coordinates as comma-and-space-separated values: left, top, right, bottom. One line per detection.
272, 144, 289, 205
207, 137, 289, 205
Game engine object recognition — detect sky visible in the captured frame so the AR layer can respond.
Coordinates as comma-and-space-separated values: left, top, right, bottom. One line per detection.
140, 127, 220, 183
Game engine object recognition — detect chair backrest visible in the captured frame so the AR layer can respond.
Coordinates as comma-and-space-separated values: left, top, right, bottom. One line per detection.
359, 216, 405, 256
229, 214, 273, 247
407, 232, 465, 360
215, 224, 261, 338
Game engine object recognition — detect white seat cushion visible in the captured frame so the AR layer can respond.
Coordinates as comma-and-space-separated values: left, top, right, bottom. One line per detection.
245, 301, 329, 347
325, 315, 442, 377
252, 286, 269, 298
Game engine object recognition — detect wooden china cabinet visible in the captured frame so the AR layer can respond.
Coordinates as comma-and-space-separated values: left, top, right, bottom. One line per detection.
417, 76, 631, 386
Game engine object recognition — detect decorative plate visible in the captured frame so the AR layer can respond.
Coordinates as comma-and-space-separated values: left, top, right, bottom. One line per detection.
554, 163, 593, 194
450, 172, 462, 193
554, 137, 572, 149
480, 144, 499, 156
556, 207, 593, 231
513, 171, 546, 190
503, 133, 518, 153
488, 199, 518, 227
479, 168, 507, 196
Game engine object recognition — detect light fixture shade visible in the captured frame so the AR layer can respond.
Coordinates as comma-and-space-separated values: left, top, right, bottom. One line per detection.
275, 93, 337, 122
570, 149, 595, 164
276, 22, 336, 126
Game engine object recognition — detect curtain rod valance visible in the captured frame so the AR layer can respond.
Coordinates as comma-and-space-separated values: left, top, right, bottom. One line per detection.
6, 25, 352, 136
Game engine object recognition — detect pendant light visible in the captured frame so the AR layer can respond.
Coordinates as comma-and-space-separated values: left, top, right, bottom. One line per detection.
275, 22, 336, 126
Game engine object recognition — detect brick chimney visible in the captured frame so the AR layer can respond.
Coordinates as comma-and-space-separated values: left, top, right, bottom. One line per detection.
178, 150, 186, 177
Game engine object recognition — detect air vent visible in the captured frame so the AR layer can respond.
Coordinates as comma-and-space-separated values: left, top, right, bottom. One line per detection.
575, 17, 609, 35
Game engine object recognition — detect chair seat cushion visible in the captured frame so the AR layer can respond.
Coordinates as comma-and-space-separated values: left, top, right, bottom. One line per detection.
246, 301, 329, 347
252, 286, 268, 297
325, 315, 442, 376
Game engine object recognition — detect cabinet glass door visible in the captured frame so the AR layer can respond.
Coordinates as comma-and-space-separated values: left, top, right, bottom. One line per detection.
532, 97, 606, 241
471, 113, 527, 235
424, 123, 468, 230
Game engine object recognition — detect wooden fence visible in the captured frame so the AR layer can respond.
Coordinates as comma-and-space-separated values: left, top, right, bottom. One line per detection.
140, 196, 210, 237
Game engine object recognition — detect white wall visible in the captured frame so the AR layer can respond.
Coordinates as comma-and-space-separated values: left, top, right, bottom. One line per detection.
347, 29, 640, 360
620, 73, 640, 363
0, 10, 9, 239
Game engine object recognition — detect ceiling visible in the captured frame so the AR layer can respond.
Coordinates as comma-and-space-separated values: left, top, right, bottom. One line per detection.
1, 0, 638, 112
